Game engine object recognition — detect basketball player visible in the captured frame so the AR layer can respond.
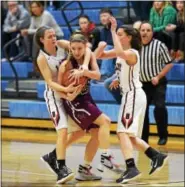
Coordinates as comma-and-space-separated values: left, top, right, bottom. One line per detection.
34, 26, 92, 184
95, 17, 169, 184
41, 33, 121, 181
61, 33, 122, 179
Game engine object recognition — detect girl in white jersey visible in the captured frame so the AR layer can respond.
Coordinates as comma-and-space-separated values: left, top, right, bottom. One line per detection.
35, 26, 91, 184
95, 17, 168, 184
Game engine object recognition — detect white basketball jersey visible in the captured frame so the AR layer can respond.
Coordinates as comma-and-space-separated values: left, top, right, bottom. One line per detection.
115, 49, 142, 93
39, 46, 66, 99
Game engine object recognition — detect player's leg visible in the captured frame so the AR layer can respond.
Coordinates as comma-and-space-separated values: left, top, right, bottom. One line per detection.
93, 114, 121, 172
93, 113, 111, 150
130, 91, 169, 176
130, 136, 169, 175
66, 116, 86, 147
66, 131, 86, 146
41, 98, 74, 184
116, 132, 141, 184
116, 91, 142, 184
75, 128, 102, 181
41, 116, 85, 176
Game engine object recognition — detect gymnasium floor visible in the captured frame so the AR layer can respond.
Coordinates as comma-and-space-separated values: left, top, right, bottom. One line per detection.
2, 139, 184, 187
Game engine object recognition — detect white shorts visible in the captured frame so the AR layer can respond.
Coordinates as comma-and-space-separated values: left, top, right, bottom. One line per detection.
44, 89, 83, 132
44, 90, 68, 130
117, 88, 146, 137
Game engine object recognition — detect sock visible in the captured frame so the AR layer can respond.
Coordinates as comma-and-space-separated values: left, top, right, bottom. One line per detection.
100, 149, 110, 156
83, 160, 91, 168
50, 148, 56, 157
145, 147, 159, 160
57, 159, 65, 169
125, 158, 136, 169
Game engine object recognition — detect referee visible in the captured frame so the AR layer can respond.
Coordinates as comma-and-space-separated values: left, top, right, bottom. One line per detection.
139, 22, 173, 145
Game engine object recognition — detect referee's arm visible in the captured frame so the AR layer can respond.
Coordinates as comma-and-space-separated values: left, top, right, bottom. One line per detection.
157, 43, 173, 80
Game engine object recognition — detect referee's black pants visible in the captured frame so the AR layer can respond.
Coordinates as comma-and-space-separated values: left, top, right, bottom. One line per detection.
141, 77, 168, 143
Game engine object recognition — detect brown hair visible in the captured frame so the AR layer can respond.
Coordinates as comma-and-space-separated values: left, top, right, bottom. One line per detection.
176, 1, 185, 23
119, 25, 142, 51
65, 33, 87, 63
34, 26, 52, 49
29, 1, 44, 16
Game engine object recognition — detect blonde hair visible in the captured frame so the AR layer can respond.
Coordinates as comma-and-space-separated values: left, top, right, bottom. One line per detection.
153, 1, 166, 13
65, 32, 87, 65
133, 21, 142, 31
70, 32, 87, 44
165, 1, 173, 6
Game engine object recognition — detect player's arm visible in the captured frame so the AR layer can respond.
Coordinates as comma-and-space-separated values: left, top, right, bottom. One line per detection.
57, 60, 83, 100
57, 91, 68, 99
57, 40, 70, 50
57, 89, 82, 101
82, 47, 91, 69
94, 41, 117, 59
112, 30, 137, 65
83, 52, 101, 80
69, 47, 92, 81
69, 46, 92, 81
58, 60, 68, 85
57, 60, 68, 99
66, 85, 83, 101
110, 17, 137, 65
37, 55, 75, 93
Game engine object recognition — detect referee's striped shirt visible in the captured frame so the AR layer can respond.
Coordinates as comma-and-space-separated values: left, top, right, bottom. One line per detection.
140, 39, 172, 82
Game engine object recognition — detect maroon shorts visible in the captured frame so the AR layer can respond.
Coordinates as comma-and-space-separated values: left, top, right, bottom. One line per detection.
63, 93, 102, 131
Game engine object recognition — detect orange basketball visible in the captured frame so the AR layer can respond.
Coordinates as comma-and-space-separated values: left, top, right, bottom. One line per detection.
61, 69, 88, 87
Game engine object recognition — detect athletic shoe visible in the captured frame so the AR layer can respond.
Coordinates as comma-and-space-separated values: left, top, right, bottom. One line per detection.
75, 165, 102, 181
57, 165, 74, 184
99, 153, 123, 174
40, 153, 57, 175
149, 153, 169, 175
116, 167, 141, 184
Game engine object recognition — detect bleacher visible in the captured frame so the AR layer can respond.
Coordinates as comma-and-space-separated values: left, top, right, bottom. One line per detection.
1, 1, 185, 137
50, 1, 130, 39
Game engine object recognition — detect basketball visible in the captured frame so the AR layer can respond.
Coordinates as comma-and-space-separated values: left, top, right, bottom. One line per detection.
61, 69, 88, 87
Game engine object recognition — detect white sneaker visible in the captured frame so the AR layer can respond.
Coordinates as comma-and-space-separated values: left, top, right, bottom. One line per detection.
97, 153, 124, 174
75, 165, 102, 181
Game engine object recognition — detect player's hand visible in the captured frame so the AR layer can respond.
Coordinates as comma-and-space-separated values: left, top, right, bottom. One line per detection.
98, 41, 107, 50
65, 81, 76, 93
109, 16, 117, 32
109, 79, 119, 90
69, 69, 84, 83
95, 41, 107, 58
151, 76, 159, 86
86, 42, 92, 49
66, 85, 83, 101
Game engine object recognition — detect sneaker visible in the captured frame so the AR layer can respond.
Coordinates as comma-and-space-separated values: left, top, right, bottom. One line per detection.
57, 165, 74, 184
75, 165, 102, 181
158, 138, 167, 145
97, 163, 104, 172
99, 153, 124, 174
149, 153, 169, 175
116, 167, 141, 184
40, 153, 57, 175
